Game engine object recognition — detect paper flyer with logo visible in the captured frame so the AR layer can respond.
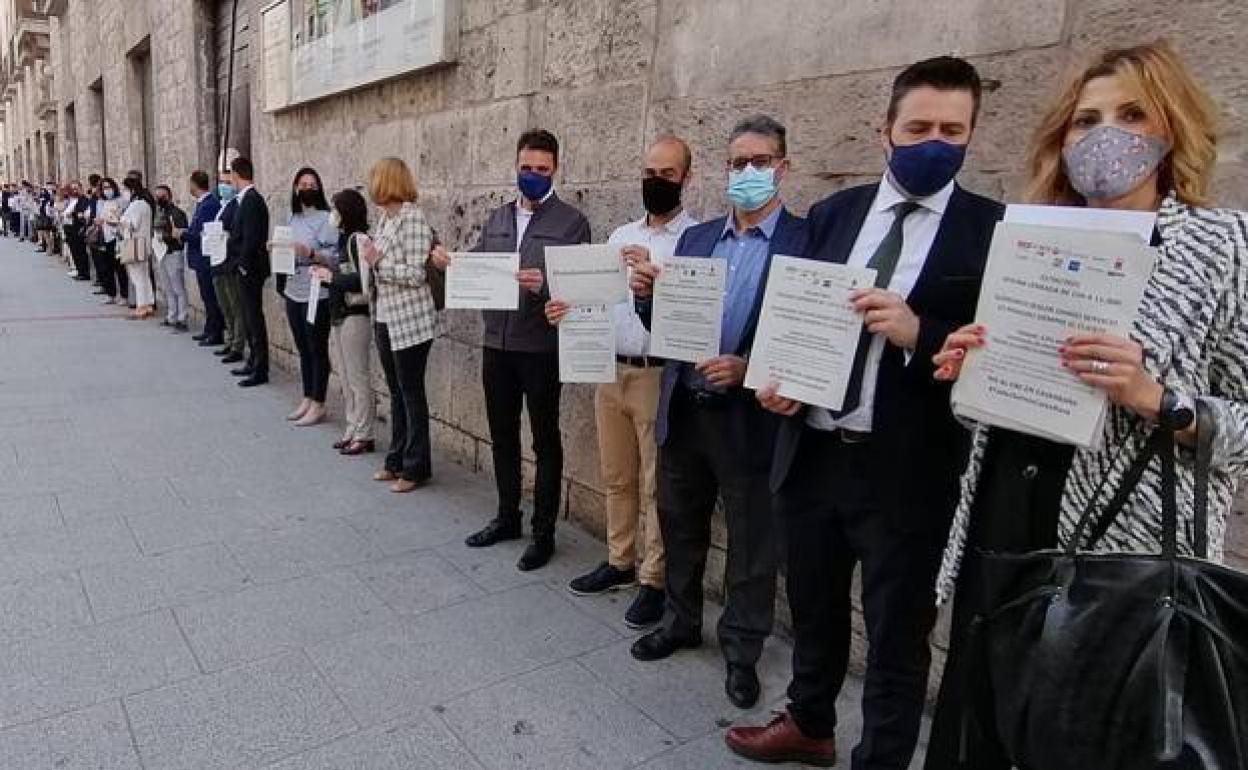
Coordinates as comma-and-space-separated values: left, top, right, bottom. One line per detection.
649, 256, 727, 364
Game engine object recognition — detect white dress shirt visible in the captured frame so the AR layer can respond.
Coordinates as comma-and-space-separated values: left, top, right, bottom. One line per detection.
607, 209, 700, 357
808, 175, 955, 432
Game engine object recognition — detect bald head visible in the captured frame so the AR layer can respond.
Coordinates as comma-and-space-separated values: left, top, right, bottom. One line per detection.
644, 136, 692, 182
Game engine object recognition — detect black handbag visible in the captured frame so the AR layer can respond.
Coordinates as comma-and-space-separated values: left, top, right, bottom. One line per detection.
971, 402, 1248, 770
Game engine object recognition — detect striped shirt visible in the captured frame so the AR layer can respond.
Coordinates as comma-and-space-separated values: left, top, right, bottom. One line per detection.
371, 202, 439, 351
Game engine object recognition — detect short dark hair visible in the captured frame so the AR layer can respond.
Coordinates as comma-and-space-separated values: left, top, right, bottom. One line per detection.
189, 170, 211, 191
887, 56, 983, 127
516, 129, 559, 164
230, 156, 255, 181
155, 185, 172, 198
729, 115, 787, 157
88, 173, 101, 186
331, 188, 370, 236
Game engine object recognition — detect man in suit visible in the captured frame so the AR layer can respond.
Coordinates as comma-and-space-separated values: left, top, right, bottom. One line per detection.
629, 115, 809, 710
63, 181, 94, 281
178, 171, 224, 346
447, 129, 592, 572
226, 156, 271, 388
212, 177, 246, 364
724, 58, 1004, 770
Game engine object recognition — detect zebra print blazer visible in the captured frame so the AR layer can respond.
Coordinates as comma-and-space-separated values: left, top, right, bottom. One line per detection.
936, 194, 1248, 604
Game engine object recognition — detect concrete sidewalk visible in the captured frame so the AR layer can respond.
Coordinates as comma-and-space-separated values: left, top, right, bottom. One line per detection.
0, 238, 922, 770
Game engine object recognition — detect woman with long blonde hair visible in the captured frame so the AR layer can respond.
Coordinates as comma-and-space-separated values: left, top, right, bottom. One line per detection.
925, 40, 1248, 769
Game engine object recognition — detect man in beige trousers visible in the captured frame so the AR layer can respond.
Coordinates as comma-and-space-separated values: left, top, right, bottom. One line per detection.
546, 136, 698, 627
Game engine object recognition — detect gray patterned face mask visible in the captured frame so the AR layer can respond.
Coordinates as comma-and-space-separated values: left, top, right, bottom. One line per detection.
1062, 124, 1171, 200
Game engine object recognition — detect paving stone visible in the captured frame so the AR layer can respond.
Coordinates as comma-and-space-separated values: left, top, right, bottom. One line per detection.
265, 716, 485, 770
125, 652, 357, 770
125, 501, 282, 555
632, 732, 779, 770
351, 551, 483, 615
0, 493, 62, 540
578, 637, 793, 740
441, 660, 674, 770
175, 570, 395, 671
81, 543, 252, 622
0, 571, 93, 644
224, 520, 380, 583
0, 701, 142, 770
54, 479, 182, 530
0, 516, 140, 585
0, 610, 199, 728
309, 584, 618, 726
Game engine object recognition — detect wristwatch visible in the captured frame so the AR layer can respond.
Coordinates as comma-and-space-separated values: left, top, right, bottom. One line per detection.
1159, 387, 1196, 432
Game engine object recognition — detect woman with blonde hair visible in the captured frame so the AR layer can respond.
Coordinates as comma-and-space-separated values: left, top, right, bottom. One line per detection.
362, 157, 440, 492
118, 176, 157, 319
924, 40, 1248, 769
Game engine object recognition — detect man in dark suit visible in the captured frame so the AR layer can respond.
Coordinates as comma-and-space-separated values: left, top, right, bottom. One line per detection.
63, 182, 94, 281
724, 58, 1004, 770
447, 129, 592, 572
226, 157, 271, 387
179, 170, 224, 346
629, 115, 809, 710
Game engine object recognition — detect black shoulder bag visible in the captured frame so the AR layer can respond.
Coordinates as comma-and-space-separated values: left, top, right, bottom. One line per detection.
971, 402, 1248, 769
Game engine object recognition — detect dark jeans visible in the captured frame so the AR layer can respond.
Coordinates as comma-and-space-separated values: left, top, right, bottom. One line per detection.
924, 430, 1070, 770
375, 324, 433, 482
481, 347, 562, 540
239, 272, 269, 377
779, 428, 943, 770
657, 388, 778, 666
67, 234, 91, 279
284, 297, 331, 401
92, 242, 125, 298
195, 266, 224, 340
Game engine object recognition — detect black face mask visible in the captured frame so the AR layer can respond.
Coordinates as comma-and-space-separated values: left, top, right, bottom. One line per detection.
297, 189, 320, 206
642, 176, 683, 217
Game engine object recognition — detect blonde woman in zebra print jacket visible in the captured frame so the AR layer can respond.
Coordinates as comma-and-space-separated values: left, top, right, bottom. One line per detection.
923, 41, 1248, 770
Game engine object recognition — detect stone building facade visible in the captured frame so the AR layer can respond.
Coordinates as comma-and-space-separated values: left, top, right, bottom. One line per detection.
41, 0, 1248, 604
0, 0, 57, 183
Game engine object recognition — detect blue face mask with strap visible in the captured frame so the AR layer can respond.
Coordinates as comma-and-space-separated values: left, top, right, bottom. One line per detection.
726, 165, 778, 212
517, 171, 553, 203
886, 139, 967, 198
217, 183, 237, 202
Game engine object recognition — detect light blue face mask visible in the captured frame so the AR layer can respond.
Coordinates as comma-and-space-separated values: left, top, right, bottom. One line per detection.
727, 165, 778, 212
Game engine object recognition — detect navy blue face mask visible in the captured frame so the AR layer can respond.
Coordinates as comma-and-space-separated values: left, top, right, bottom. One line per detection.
517, 170, 553, 202
886, 139, 967, 198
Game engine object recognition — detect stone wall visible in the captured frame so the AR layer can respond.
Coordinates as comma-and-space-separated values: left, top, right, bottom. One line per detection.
48, 0, 1248, 655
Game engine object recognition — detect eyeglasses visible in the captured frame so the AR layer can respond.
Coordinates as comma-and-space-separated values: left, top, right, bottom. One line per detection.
727, 154, 782, 172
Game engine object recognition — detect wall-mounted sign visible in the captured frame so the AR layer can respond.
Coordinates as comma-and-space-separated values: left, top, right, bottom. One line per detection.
262, 0, 459, 112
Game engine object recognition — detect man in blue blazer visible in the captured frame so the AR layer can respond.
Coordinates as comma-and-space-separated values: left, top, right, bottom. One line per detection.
179, 170, 224, 347
630, 115, 809, 710
726, 58, 1004, 770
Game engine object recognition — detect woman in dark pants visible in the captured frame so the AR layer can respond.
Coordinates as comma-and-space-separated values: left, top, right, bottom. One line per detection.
362, 157, 440, 493
92, 178, 128, 305
279, 167, 338, 427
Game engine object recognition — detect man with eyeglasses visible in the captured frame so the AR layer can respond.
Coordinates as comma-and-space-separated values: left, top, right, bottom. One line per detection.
629, 115, 808, 709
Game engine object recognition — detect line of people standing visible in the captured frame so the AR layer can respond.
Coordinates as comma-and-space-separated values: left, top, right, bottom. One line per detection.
16, 38, 1246, 770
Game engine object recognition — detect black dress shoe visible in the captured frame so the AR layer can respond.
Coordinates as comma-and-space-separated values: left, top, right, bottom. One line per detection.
192, 333, 207, 341
517, 538, 554, 572
630, 628, 701, 662
238, 374, 268, 387
200, 338, 224, 347
230, 367, 254, 377
465, 519, 522, 548
214, 348, 232, 356
221, 352, 244, 364
726, 664, 761, 709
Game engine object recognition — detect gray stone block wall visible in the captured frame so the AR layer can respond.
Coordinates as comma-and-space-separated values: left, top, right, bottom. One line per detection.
48, 0, 1248, 661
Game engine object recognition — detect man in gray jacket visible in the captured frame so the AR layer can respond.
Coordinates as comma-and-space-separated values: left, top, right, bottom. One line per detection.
443, 129, 591, 571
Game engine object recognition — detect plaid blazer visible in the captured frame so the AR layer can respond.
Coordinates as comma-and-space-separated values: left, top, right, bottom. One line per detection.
371, 203, 438, 350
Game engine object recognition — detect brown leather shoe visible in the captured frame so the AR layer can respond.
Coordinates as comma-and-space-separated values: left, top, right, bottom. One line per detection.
372, 469, 398, 482
725, 713, 836, 767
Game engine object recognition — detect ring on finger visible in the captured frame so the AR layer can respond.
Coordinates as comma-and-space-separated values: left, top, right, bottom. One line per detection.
1092, 359, 1110, 373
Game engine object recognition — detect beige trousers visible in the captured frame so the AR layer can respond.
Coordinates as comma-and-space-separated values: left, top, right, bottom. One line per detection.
595, 364, 665, 588
329, 314, 376, 442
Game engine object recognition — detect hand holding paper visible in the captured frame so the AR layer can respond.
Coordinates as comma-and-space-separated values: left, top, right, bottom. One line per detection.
446, 252, 521, 310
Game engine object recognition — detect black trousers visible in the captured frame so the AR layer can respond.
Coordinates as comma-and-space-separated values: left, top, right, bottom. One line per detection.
67, 234, 91, 279
239, 272, 269, 377
481, 347, 562, 539
658, 389, 778, 666
779, 428, 943, 770
92, 242, 125, 299
923, 430, 1071, 770
285, 297, 332, 401
376, 324, 433, 482
195, 266, 224, 340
